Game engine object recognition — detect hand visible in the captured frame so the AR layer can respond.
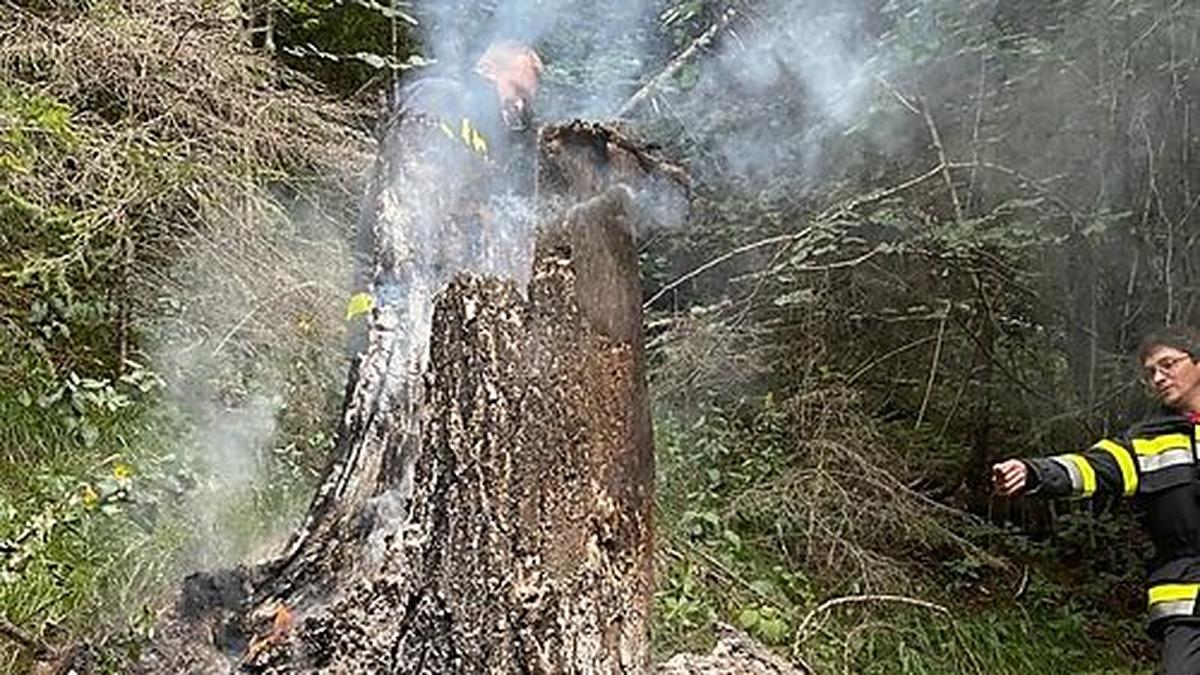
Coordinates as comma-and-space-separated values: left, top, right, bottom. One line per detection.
992, 459, 1028, 496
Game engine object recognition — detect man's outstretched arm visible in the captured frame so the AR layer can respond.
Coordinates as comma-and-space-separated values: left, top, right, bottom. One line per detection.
992, 438, 1138, 499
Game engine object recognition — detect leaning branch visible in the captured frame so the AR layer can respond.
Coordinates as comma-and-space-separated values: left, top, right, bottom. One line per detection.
615, 7, 737, 119
644, 164, 946, 310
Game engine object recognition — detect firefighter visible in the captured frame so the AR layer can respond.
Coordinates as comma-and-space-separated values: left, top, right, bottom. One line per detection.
394, 39, 543, 154
347, 40, 544, 340
992, 325, 1200, 674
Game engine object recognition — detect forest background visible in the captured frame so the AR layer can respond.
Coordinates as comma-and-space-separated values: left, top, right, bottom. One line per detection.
1, 0, 1197, 672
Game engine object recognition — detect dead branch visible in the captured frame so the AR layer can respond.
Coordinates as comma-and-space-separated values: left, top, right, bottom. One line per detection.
914, 301, 950, 429
794, 594, 949, 644
615, 7, 737, 119
922, 102, 963, 223
0, 615, 53, 659
818, 163, 947, 221
643, 228, 814, 309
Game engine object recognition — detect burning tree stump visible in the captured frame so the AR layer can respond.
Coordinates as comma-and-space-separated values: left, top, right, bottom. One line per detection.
136, 108, 797, 673
386, 186, 654, 670
137, 116, 677, 673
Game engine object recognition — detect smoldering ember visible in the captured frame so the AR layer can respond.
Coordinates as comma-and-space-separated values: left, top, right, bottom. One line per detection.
2, 0, 1199, 674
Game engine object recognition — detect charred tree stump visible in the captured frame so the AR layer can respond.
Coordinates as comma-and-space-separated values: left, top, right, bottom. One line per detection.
387, 187, 654, 670
138, 106, 796, 673
138, 117, 674, 674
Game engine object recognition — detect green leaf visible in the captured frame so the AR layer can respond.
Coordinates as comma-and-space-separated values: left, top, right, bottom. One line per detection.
749, 579, 777, 598
722, 528, 742, 550
80, 422, 100, 448
736, 607, 761, 630
758, 617, 789, 644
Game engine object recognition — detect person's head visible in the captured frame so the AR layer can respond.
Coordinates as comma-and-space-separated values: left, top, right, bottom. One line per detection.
1138, 326, 1200, 411
474, 40, 543, 130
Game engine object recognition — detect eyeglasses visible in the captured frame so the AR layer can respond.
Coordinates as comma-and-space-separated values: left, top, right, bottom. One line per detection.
1140, 354, 1193, 383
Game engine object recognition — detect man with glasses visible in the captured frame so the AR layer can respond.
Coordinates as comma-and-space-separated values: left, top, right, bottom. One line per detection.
993, 326, 1200, 673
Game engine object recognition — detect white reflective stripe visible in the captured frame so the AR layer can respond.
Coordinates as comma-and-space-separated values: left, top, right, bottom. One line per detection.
1149, 599, 1197, 623
1136, 447, 1193, 473
1050, 456, 1088, 495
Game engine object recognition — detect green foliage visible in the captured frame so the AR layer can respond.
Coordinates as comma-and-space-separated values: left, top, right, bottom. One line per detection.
0, 375, 185, 671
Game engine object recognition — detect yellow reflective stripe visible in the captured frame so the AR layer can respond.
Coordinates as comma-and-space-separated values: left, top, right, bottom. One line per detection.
460, 117, 472, 145
1093, 439, 1138, 497
1133, 433, 1190, 456
1149, 583, 1200, 605
1065, 454, 1096, 496
470, 128, 488, 155
439, 122, 455, 139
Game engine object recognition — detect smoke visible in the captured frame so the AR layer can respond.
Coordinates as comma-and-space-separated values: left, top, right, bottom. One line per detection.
174, 383, 283, 565
143, 0, 976, 566
414, 0, 662, 120
148, 201, 354, 567
710, 3, 878, 180
638, 0, 894, 194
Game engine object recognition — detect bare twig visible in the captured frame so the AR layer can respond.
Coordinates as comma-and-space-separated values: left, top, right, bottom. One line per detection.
643, 228, 814, 309
914, 302, 950, 429
795, 594, 949, 642
818, 163, 947, 221
946, 161, 1079, 224
646, 161, 952, 311
210, 280, 321, 357
846, 336, 938, 386
873, 75, 920, 116
1013, 565, 1029, 600
922, 102, 963, 223
967, 54, 987, 203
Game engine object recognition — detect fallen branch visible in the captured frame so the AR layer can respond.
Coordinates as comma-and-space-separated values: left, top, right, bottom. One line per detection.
793, 593, 986, 675
0, 615, 53, 659
795, 593, 949, 642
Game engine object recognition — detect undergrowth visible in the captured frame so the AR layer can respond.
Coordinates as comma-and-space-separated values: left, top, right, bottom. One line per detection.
0, 0, 364, 669
650, 391, 1154, 673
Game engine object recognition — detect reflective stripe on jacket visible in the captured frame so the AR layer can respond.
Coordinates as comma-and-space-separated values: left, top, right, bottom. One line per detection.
1024, 412, 1200, 637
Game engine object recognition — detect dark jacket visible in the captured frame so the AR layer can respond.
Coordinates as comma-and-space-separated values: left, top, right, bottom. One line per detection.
1024, 411, 1200, 637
